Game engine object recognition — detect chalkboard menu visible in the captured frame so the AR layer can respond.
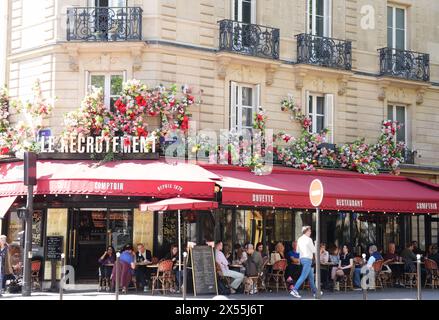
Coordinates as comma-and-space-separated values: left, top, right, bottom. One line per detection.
190, 246, 218, 296
46, 236, 63, 260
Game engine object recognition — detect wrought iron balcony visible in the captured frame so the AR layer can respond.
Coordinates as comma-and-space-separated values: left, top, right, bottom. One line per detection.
296, 33, 352, 70
67, 7, 142, 42
378, 48, 430, 82
218, 19, 280, 59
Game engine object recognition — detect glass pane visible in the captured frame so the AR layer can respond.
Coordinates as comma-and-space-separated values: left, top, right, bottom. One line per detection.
91, 75, 105, 93
109, 210, 133, 251
387, 7, 393, 28
110, 75, 123, 95
316, 16, 324, 37
396, 29, 405, 50
308, 95, 313, 114
317, 96, 324, 114
396, 8, 405, 29
317, 115, 325, 132
242, 0, 252, 23
234, 0, 239, 20
241, 87, 253, 106
387, 105, 394, 121
396, 106, 406, 142
316, 0, 324, 16
387, 27, 393, 48
242, 107, 253, 128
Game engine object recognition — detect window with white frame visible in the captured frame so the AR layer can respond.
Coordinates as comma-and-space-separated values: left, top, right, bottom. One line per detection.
89, 0, 127, 7
387, 6, 406, 50
88, 72, 125, 111
232, 0, 256, 23
230, 82, 260, 133
307, 0, 332, 37
306, 92, 334, 142
387, 104, 407, 144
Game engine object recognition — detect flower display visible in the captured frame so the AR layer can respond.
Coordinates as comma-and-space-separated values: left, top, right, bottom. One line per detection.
0, 86, 9, 132
253, 107, 267, 133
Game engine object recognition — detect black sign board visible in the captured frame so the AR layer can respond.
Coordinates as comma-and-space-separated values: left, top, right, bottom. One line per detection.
46, 236, 63, 260
190, 246, 218, 296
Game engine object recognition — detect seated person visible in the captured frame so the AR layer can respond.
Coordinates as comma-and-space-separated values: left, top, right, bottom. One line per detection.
135, 243, 152, 292
400, 242, 417, 273
354, 245, 383, 289
319, 243, 330, 289
164, 244, 181, 293
243, 244, 263, 277
256, 242, 268, 259
329, 246, 340, 265
285, 241, 301, 282
383, 242, 398, 264
98, 246, 116, 291
331, 245, 353, 290
429, 245, 439, 266
215, 241, 244, 294
353, 255, 365, 289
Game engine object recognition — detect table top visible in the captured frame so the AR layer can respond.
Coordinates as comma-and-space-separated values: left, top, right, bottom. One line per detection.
230, 264, 243, 268
388, 261, 405, 265
147, 264, 158, 268
136, 261, 152, 266
321, 262, 338, 266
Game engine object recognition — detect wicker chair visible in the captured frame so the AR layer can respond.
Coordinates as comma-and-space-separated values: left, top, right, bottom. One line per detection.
371, 260, 384, 290
424, 258, 439, 289
266, 259, 288, 292
31, 260, 42, 291
338, 264, 355, 292
151, 259, 175, 295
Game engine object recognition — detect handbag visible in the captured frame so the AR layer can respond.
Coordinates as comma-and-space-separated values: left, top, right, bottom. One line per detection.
270, 252, 281, 265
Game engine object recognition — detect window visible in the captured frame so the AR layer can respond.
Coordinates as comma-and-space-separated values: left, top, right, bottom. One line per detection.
307, 0, 332, 37
88, 72, 125, 111
232, 0, 255, 23
230, 82, 260, 133
387, 6, 406, 50
90, 0, 127, 7
306, 93, 334, 142
387, 104, 407, 143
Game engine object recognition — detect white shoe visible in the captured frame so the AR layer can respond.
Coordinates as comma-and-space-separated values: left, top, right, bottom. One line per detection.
289, 288, 301, 298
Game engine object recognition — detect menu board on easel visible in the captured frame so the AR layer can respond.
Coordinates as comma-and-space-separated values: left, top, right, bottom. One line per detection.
190, 246, 218, 296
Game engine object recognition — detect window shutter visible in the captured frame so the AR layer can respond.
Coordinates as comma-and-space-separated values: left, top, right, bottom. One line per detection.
123, 70, 127, 82
231, 0, 235, 20
230, 81, 238, 130
251, 0, 257, 24
305, 90, 310, 117
324, 0, 332, 37
324, 93, 334, 143
254, 84, 261, 109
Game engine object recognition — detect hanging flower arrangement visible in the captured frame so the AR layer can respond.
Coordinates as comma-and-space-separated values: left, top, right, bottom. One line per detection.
0, 86, 9, 132
0, 80, 54, 156
277, 96, 406, 175
253, 107, 267, 133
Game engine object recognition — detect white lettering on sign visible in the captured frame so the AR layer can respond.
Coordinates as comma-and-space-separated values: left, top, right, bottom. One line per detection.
94, 182, 125, 191
336, 199, 364, 208
252, 194, 274, 203
157, 184, 184, 192
416, 202, 438, 210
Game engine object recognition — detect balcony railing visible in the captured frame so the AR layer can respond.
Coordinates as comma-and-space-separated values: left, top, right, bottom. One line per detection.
378, 48, 430, 82
67, 7, 142, 42
296, 33, 352, 70
218, 19, 280, 59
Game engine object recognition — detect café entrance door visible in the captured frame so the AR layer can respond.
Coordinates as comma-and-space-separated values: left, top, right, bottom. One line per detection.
67, 208, 133, 280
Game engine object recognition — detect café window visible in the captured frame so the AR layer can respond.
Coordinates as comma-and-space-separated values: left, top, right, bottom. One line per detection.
6, 210, 43, 247
387, 104, 407, 144
306, 93, 334, 142
230, 82, 261, 133
307, 0, 332, 37
87, 72, 126, 111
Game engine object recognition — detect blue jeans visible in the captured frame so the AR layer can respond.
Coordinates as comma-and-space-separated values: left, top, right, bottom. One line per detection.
294, 258, 317, 293
354, 267, 361, 287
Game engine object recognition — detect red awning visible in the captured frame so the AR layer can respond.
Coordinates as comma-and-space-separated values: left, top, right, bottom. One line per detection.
140, 198, 218, 211
204, 165, 439, 214
0, 160, 219, 199
0, 196, 17, 219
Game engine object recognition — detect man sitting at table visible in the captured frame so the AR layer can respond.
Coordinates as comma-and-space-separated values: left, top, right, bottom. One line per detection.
135, 243, 152, 292
215, 241, 244, 294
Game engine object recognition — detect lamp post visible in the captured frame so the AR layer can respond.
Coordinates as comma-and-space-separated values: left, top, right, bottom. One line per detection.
416, 254, 422, 300
60, 253, 65, 300
183, 252, 188, 300
115, 252, 120, 301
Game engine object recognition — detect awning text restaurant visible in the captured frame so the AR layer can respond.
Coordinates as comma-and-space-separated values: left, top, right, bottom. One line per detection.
1, 158, 438, 283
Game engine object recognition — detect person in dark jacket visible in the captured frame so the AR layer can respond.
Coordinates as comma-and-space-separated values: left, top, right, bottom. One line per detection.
135, 243, 152, 292
243, 244, 263, 277
0, 235, 15, 291
98, 246, 116, 291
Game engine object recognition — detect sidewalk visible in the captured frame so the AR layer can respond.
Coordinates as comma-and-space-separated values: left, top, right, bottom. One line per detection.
1, 287, 438, 300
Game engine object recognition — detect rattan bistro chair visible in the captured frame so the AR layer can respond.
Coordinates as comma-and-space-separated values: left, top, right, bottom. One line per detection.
338, 264, 355, 292
424, 258, 439, 289
266, 259, 288, 293
371, 260, 384, 290
151, 260, 175, 295
31, 260, 42, 291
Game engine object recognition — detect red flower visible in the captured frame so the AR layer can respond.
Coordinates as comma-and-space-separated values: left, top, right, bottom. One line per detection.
136, 127, 148, 137
283, 135, 292, 143
115, 99, 126, 114
257, 114, 264, 121
136, 95, 147, 107
124, 137, 131, 147
180, 115, 189, 131
0, 147, 10, 155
